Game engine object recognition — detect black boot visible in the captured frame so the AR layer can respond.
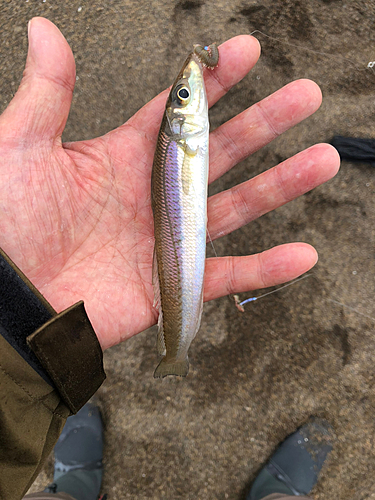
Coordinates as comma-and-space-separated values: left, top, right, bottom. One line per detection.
247, 418, 333, 500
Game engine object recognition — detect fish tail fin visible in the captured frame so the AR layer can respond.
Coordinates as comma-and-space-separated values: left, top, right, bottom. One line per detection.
153, 357, 189, 378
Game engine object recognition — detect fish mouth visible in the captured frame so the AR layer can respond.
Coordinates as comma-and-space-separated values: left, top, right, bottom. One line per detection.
174, 52, 202, 83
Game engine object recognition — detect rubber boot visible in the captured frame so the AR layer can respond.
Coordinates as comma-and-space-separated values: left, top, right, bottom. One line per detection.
247, 418, 333, 500
44, 402, 104, 500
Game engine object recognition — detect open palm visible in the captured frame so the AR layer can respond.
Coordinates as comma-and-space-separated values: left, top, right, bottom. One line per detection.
0, 18, 339, 350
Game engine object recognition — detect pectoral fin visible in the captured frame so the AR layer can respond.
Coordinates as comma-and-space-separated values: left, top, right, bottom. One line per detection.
181, 143, 200, 195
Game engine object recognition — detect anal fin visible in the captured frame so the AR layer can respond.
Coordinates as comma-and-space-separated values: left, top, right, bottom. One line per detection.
152, 246, 166, 356
157, 311, 166, 356
152, 246, 161, 310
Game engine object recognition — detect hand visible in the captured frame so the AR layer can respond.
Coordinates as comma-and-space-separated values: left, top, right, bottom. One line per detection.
0, 18, 339, 350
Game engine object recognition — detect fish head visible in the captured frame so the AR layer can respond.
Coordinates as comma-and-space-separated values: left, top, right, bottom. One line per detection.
165, 53, 208, 137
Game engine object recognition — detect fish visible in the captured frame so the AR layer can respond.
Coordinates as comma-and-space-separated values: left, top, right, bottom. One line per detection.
151, 44, 219, 378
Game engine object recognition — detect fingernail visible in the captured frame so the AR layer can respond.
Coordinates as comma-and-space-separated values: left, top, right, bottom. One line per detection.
27, 19, 36, 61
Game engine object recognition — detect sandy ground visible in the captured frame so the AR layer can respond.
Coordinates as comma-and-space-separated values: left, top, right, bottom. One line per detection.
1, 0, 375, 499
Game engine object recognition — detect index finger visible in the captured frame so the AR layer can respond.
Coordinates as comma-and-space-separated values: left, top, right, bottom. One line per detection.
205, 35, 261, 108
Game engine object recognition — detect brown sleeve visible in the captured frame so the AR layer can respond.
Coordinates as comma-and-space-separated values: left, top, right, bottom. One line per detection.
27, 300, 106, 414
0, 332, 70, 500
0, 249, 106, 499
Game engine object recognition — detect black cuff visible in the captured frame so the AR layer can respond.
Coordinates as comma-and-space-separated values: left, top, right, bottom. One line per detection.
0, 248, 106, 413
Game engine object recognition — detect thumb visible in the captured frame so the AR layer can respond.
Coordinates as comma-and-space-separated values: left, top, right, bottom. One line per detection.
0, 17, 76, 144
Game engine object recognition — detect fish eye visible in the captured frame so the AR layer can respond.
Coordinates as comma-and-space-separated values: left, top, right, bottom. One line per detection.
178, 87, 189, 100
174, 84, 191, 106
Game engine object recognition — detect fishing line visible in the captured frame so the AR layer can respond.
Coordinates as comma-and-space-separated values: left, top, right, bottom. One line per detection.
327, 299, 375, 323
234, 273, 375, 323
234, 273, 312, 312
248, 29, 375, 75
206, 228, 219, 258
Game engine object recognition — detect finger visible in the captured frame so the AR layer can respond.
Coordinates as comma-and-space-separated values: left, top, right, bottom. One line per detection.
204, 35, 261, 108
0, 17, 75, 143
203, 243, 317, 302
124, 35, 261, 140
209, 79, 322, 184
207, 143, 340, 241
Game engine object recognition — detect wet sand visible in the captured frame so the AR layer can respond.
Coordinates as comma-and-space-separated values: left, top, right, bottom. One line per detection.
1, 1, 374, 498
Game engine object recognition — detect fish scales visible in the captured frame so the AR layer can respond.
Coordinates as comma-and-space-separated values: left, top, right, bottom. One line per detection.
151, 45, 218, 378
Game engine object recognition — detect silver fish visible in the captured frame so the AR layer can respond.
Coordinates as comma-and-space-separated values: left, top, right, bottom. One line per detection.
151, 44, 219, 378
